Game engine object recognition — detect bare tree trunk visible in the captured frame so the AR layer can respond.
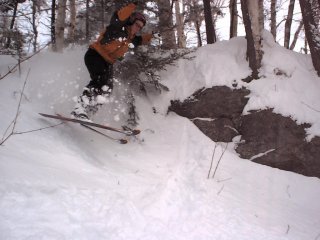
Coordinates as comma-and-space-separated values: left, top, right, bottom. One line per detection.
248, 0, 263, 69
313, 1, 320, 27
175, 0, 186, 48
55, 0, 67, 52
86, 0, 90, 42
284, 0, 295, 48
240, 0, 259, 80
0, 15, 8, 47
157, 0, 176, 49
51, 0, 56, 50
258, 0, 264, 30
5, 0, 18, 48
67, 0, 76, 43
229, 0, 238, 38
270, 0, 277, 40
299, 0, 320, 76
195, 20, 202, 47
32, 1, 38, 53
203, 0, 216, 44
303, 33, 308, 53
290, 20, 303, 50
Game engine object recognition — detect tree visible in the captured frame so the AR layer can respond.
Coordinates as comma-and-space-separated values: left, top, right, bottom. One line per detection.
185, 0, 204, 47
67, 0, 76, 43
299, 0, 320, 76
240, 0, 260, 80
175, 0, 186, 48
249, 0, 263, 68
85, 0, 89, 42
51, 0, 56, 50
203, 0, 216, 43
98, 0, 105, 29
55, 0, 67, 52
5, 0, 19, 48
157, 0, 176, 49
270, 0, 277, 39
290, 20, 303, 50
284, 0, 295, 48
1, 0, 26, 52
31, 1, 38, 52
229, 0, 238, 38
0, 0, 25, 12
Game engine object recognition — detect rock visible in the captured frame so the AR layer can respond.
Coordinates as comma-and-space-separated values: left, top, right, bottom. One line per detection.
235, 109, 320, 178
169, 86, 250, 119
193, 118, 238, 142
251, 136, 320, 178
236, 109, 309, 158
169, 86, 320, 178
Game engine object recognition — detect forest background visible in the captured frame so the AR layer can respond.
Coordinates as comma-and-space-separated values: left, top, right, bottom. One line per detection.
1, 0, 320, 81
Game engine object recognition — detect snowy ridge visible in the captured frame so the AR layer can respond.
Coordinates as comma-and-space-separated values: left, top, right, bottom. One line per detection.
1, 36, 320, 239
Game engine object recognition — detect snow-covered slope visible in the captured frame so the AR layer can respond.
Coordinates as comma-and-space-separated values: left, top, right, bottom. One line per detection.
1, 35, 320, 240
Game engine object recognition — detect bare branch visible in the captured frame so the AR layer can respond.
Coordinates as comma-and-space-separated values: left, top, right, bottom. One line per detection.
207, 144, 217, 179
1, 119, 15, 142
0, 42, 50, 81
212, 143, 228, 179
217, 184, 224, 195
14, 123, 64, 135
0, 68, 65, 146
1, 68, 30, 145
301, 101, 320, 113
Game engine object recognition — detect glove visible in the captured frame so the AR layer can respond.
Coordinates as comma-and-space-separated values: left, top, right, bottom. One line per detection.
128, 43, 135, 49
153, 32, 161, 40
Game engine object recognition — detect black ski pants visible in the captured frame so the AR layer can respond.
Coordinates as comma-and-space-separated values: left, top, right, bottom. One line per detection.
84, 48, 113, 91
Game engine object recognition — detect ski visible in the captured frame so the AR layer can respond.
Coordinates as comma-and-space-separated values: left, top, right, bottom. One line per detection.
81, 124, 128, 144
39, 113, 140, 136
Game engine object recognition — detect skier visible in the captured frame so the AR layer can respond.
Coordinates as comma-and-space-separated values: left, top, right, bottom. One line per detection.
71, 2, 156, 120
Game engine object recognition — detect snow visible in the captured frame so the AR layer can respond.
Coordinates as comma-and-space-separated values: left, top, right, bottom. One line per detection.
1, 35, 320, 240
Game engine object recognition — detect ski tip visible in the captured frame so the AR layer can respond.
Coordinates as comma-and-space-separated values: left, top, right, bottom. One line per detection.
39, 112, 53, 118
120, 139, 128, 144
123, 129, 140, 136
39, 112, 56, 117
132, 129, 141, 135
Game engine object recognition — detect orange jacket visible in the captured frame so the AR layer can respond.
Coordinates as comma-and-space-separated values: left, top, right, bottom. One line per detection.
90, 3, 152, 64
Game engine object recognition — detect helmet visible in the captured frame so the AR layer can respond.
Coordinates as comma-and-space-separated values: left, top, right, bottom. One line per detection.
129, 12, 146, 26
